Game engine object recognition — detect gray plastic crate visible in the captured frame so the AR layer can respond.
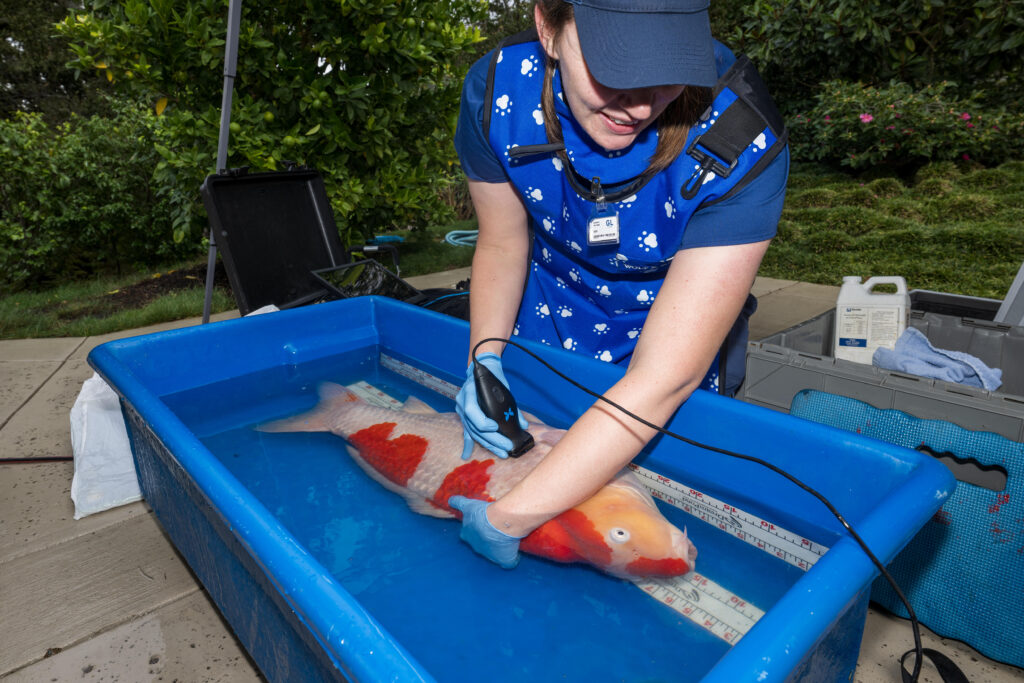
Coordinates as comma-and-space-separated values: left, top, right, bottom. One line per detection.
742, 308, 1024, 442
910, 289, 1002, 321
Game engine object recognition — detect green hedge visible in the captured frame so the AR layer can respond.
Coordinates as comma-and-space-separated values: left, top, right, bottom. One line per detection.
0, 99, 194, 290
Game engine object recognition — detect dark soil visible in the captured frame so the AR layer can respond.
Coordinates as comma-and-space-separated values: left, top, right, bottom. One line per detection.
51, 262, 232, 322
105, 262, 231, 309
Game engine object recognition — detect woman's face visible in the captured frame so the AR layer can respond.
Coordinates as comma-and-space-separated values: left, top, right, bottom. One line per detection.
537, 9, 684, 152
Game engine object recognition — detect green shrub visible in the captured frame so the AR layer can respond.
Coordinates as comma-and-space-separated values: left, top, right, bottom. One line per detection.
730, 0, 1024, 111
0, 100, 193, 290
788, 80, 1024, 170
58, 0, 486, 248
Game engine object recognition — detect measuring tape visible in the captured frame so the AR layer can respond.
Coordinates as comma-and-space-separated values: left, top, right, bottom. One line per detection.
373, 354, 832, 643
634, 572, 765, 644
381, 354, 459, 400
629, 465, 828, 572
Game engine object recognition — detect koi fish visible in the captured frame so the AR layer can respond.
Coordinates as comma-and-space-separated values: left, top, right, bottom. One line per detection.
259, 382, 696, 578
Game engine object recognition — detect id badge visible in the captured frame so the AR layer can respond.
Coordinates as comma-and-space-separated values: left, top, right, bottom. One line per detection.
587, 207, 620, 246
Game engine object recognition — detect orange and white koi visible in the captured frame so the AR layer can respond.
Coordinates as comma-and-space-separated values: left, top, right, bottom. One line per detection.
259, 383, 696, 578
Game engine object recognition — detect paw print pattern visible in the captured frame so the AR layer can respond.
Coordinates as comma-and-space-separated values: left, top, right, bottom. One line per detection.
520, 55, 540, 77
497, 50, 504, 64
552, 157, 563, 172
535, 302, 550, 318
513, 323, 520, 336
567, 240, 582, 254
568, 268, 581, 284
664, 198, 677, 219
698, 109, 719, 130
555, 277, 567, 289
636, 289, 654, 305
541, 247, 552, 263
752, 132, 766, 151
556, 305, 573, 318
617, 194, 636, 209
595, 350, 614, 363
563, 338, 577, 351
494, 93, 512, 117
693, 163, 717, 185
541, 216, 556, 234
562, 203, 570, 222
627, 328, 641, 340
504, 144, 521, 165
526, 187, 543, 203
637, 231, 658, 252
532, 106, 544, 126
596, 284, 612, 297
593, 323, 608, 335
704, 371, 719, 392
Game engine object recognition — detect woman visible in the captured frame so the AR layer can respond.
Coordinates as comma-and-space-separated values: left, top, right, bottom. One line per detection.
449, 0, 789, 568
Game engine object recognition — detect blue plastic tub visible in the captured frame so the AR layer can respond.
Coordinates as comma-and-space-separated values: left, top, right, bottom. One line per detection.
89, 297, 955, 682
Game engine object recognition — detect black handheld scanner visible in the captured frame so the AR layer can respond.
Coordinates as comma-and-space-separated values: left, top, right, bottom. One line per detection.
472, 360, 535, 458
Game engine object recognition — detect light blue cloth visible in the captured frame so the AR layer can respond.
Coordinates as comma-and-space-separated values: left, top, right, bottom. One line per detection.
873, 327, 1002, 391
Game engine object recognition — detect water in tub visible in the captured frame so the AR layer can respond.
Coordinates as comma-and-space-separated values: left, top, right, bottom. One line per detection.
162, 347, 823, 682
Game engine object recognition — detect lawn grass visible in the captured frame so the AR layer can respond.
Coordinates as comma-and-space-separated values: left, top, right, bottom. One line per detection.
762, 160, 1024, 299
1, 160, 1021, 340
0, 267, 236, 339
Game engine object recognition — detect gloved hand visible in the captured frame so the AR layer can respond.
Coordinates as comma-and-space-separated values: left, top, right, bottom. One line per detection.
448, 496, 523, 569
454, 352, 530, 460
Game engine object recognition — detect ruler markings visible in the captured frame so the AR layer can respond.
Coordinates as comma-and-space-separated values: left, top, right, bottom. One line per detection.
380, 354, 459, 400
630, 464, 828, 571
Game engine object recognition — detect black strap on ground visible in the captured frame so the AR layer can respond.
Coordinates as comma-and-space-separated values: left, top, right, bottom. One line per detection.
901, 647, 971, 683
0, 457, 74, 464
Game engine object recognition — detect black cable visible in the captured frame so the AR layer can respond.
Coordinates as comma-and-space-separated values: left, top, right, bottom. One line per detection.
473, 337, 929, 683
0, 457, 74, 464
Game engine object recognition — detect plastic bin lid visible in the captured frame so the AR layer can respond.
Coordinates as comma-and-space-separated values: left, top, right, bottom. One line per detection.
201, 168, 347, 315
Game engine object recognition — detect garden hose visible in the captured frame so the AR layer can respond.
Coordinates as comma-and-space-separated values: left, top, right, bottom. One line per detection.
444, 230, 478, 247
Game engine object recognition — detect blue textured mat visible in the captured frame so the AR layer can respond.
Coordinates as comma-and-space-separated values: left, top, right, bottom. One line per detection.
790, 389, 1023, 668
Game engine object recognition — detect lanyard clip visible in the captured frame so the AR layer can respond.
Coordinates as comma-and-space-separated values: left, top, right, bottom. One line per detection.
591, 176, 607, 212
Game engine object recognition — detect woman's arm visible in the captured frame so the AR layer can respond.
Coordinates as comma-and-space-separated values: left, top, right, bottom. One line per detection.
485, 237, 772, 536
466, 178, 532, 361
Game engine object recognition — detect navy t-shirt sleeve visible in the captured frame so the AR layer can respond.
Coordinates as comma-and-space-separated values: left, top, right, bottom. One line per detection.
454, 52, 509, 183
679, 146, 789, 249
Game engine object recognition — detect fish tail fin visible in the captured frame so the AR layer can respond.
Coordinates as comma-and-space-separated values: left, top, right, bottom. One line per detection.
257, 382, 359, 433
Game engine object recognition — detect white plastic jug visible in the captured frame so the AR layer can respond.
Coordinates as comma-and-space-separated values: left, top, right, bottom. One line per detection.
834, 276, 910, 364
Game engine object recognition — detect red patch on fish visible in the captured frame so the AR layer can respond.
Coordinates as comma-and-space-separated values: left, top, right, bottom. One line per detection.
521, 509, 611, 566
348, 422, 426, 487
626, 556, 692, 577
431, 460, 496, 513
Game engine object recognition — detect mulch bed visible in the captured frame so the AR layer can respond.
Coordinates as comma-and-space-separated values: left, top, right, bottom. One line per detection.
52, 262, 232, 322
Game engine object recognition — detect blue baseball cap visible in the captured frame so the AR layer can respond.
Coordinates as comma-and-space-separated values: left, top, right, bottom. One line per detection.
566, 0, 717, 89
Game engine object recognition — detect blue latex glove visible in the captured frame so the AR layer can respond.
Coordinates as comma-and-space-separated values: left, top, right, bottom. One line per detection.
448, 496, 522, 569
454, 352, 530, 460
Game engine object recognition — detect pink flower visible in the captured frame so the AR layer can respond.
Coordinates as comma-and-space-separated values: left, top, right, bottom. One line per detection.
960, 112, 971, 120
966, 123, 974, 129
886, 125, 896, 130
859, 113, 874, 123
962, 153, 971, 161
824, 115, 831, 121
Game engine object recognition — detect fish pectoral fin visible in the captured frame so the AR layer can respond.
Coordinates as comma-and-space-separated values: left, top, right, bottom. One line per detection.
407, 496, 455, 519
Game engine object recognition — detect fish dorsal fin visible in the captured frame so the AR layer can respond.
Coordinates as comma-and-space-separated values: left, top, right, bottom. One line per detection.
401, 395, 438, 415
257, 381, 357, 433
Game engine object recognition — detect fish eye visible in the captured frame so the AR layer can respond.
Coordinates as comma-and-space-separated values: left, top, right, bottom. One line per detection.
609, 527, 630, 544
